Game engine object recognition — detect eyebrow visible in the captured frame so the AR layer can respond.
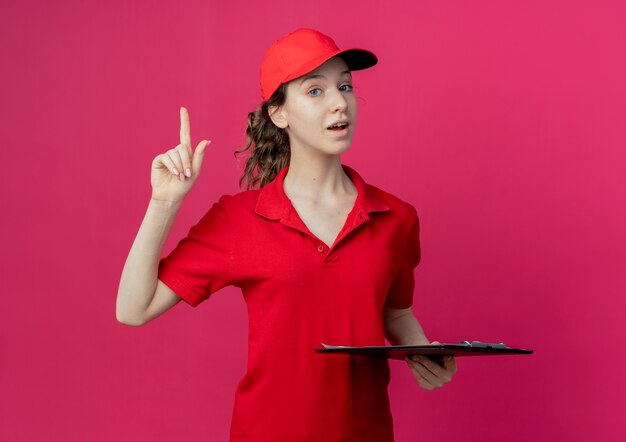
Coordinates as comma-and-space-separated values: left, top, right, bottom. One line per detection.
299, 70, 352, 86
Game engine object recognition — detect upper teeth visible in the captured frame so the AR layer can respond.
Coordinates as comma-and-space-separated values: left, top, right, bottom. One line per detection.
331, 122, 346, 128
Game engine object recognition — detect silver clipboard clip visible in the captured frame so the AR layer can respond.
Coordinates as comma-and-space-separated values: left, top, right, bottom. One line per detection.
459, 340, 508, 349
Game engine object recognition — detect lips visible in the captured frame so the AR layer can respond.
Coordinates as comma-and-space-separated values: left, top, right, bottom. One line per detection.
327, 121, 349, 131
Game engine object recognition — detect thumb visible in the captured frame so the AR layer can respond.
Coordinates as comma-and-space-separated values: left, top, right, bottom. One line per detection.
192, 139, 211, 175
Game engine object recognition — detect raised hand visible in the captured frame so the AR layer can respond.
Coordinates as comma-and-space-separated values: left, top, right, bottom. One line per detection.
150, 106, 211, 203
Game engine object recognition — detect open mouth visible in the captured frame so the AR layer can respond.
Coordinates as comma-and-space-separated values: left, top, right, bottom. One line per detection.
327, 122, 349, 131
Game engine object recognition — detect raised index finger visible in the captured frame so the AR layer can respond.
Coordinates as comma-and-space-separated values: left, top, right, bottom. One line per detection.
180, 106, 192, 149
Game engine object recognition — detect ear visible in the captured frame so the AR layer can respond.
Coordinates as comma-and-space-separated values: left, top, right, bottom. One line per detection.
268, 104, 288, 129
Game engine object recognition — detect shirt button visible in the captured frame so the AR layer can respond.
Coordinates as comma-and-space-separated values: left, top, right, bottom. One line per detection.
317, 245, 325, 253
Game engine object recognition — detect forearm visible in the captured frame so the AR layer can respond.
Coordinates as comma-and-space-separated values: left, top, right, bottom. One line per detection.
383, 306, 430, 346
116, 198, 182, 324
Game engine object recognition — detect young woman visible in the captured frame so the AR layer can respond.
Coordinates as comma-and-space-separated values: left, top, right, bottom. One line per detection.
117, 28, 457, 442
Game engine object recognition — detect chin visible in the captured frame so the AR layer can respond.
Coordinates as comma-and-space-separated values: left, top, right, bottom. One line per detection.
322, 142, 352, 157
296, 137, 353, 156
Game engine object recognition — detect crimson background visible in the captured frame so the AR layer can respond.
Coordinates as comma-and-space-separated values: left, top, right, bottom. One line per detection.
1, 1, 625, 441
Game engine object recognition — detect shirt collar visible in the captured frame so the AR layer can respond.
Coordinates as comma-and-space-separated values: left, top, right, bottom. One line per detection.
255, 163, 390, 220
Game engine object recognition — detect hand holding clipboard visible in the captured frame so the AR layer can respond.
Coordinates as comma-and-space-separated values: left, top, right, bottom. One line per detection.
316, 340, 533, 360
316, 340, 532, 391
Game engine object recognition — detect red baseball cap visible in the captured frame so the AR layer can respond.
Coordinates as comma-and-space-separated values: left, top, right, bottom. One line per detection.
259, 28, 378, 101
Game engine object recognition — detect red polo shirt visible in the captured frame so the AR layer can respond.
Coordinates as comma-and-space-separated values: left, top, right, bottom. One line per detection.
158, 164, 420, 441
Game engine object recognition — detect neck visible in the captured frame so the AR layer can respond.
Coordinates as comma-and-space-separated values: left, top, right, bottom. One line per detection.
283, 154, 353, 202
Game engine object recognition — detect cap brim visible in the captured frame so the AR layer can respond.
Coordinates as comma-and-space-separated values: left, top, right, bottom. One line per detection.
336, 48, 378, 71
281, 48, 378, 87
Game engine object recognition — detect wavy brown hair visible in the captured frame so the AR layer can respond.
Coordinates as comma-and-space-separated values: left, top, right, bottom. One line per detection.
235, 84, 290, 190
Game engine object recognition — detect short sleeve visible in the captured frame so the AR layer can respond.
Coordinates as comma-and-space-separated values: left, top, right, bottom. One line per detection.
385, 207, 421, 309
157, 195, 235, 307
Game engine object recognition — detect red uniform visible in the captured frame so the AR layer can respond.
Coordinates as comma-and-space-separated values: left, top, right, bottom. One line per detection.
158, 163, 420, 441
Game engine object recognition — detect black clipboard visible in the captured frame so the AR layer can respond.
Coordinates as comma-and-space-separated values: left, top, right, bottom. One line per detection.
316, 341, 533, 360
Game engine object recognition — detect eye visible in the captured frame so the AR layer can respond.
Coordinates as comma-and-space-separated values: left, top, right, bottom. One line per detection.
308, 88, 322, 96
339, 83, 353, 92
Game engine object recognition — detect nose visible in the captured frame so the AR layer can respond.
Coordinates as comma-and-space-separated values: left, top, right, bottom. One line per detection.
329, 87, 348, 112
